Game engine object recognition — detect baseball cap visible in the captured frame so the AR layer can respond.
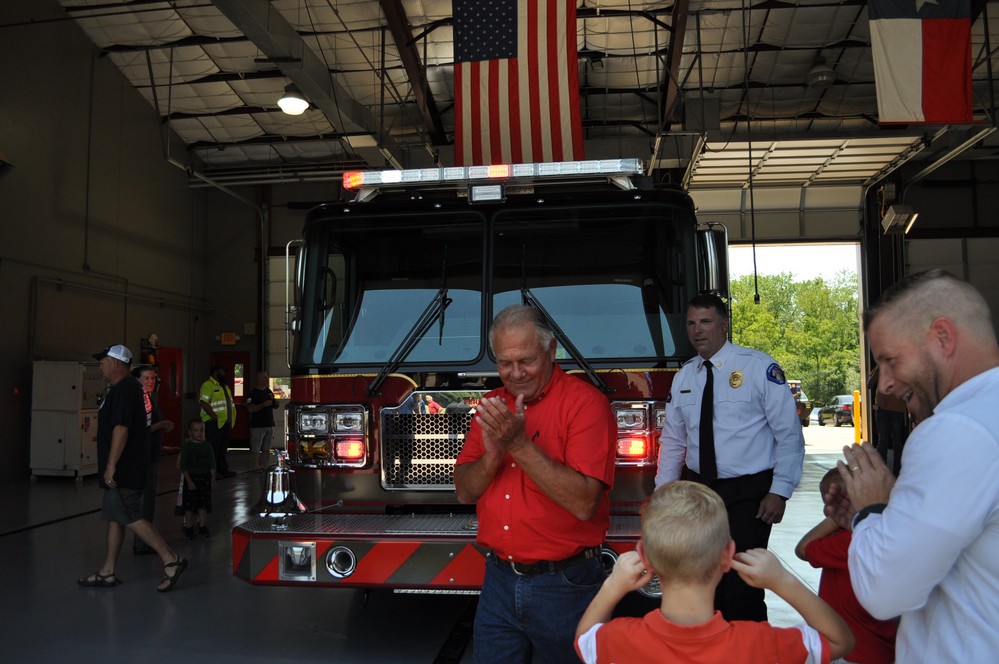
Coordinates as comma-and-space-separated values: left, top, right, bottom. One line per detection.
93, 344, 133, 363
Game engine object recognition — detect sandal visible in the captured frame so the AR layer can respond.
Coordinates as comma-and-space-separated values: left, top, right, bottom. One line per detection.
78, 571, 120, 588
157, 556, 188, 593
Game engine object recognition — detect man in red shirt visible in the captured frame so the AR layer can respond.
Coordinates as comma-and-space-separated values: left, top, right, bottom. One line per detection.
455, 305, 617, 664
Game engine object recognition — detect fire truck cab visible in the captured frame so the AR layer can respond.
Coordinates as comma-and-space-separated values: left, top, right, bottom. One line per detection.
232, 159, 728, 595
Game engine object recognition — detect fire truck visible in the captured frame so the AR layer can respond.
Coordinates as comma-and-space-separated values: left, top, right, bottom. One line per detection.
232, 159, 728, 595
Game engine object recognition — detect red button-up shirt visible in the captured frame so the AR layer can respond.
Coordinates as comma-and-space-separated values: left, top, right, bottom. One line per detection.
456, 365, 617, 564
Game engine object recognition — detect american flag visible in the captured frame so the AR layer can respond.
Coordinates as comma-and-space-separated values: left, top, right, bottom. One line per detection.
453, 0, 584, 166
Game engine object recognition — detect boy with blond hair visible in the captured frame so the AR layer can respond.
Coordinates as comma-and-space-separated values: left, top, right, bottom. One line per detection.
575, 481, 853, 663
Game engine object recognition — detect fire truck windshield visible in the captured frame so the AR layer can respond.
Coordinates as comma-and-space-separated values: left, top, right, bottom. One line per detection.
294, 198, 693, 369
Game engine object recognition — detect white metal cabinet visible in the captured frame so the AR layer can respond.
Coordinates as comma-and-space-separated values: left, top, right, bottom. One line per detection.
30, 361, 104, 480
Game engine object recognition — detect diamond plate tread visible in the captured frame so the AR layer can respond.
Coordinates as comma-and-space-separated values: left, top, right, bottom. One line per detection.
237, 513, 640, 538
238, 512, 479, 536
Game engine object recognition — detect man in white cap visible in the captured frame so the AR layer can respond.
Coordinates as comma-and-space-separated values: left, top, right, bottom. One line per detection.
77, 344, 187, 592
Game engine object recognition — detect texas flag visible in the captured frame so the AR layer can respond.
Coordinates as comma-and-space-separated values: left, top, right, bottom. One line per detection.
869, 0, 973, 124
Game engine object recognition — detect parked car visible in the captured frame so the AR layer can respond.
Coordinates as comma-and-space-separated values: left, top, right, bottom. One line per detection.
788, 380, 812, 427
819, 394, 854, 427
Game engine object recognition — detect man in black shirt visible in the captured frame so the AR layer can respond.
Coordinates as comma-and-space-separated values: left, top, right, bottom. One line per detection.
246, 371, 278, 471
77, 344, 187, 592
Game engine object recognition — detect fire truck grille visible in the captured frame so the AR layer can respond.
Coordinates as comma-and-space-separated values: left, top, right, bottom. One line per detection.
381, 412, 473, 490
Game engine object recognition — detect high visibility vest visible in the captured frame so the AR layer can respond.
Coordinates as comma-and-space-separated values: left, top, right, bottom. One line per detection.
199, 377, 235, 426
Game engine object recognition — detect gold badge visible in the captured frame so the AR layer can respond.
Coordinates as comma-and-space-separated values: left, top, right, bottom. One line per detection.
729, 370, 744, 389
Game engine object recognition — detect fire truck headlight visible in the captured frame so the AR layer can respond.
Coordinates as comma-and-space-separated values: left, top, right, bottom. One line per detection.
333, 411, 364, 433
298, 412, 329, 434
615, 408, 646, 430
617, 436, 648, 458
654, 408, 666, 430
335, 438, 366, 462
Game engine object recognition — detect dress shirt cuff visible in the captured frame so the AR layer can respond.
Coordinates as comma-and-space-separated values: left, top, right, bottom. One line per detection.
769, 479, 796, 500
851, 503, 887, 530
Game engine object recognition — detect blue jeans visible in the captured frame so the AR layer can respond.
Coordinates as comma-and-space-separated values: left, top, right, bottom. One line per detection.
473, 553, 605, 664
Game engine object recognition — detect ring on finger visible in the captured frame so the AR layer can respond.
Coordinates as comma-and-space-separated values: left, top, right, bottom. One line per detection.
850, 466, 860, 471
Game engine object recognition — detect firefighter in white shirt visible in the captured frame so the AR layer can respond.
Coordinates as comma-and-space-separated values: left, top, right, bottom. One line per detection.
656, 293, 804, 621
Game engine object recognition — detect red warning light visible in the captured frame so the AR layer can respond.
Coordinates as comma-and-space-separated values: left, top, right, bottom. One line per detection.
342, 172, 364, 189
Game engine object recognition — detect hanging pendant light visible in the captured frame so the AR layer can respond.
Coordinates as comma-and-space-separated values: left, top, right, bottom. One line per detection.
277, 84, 309, 115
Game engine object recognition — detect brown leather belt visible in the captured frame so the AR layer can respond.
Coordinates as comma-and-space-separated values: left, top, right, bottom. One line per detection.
494, 546, 603, 576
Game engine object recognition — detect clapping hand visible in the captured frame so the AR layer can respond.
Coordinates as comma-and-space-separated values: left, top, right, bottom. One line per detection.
475, 394, 529, 454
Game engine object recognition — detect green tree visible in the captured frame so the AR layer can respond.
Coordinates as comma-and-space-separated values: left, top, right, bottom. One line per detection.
730, 270, 860, 404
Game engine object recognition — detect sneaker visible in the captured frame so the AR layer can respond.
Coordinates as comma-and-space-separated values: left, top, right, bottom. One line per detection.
182, 526, 194, 540
198, 526, 211, 539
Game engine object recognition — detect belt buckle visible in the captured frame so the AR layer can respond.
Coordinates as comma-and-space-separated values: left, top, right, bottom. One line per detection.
509, 560, 529, 576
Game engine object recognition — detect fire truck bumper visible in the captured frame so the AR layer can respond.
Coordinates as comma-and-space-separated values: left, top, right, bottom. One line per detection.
232, 513, 642, 592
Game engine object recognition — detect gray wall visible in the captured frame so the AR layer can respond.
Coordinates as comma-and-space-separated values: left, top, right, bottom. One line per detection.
0, 2, 213, 479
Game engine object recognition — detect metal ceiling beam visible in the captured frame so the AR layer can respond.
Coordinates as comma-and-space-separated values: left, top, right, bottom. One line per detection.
135, 70, 284, 90
905, 126, 998, 186
379, 0, 447, 147
646, 0, 690, 175
101, 35, 248, 53
660, 0, 689, 128
188, 135, 357, 150
209, 0, 404, 169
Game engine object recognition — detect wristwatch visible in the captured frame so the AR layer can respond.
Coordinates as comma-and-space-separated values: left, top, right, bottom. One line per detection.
852, 503, 887, 529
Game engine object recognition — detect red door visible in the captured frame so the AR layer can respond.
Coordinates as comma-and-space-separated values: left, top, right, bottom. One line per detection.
156, 347, 184, 451
209, 351, 251, 446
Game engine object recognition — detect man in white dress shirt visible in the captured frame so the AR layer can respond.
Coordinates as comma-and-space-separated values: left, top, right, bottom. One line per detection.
656, 293, 804, 621
825, 269, 999, 663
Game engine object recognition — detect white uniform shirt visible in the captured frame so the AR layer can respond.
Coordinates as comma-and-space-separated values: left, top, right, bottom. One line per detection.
655, 341, 804, 498
849, 366, 999, 663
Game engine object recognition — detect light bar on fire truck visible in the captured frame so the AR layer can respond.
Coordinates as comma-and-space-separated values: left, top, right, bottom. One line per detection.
342, 158, 643, 198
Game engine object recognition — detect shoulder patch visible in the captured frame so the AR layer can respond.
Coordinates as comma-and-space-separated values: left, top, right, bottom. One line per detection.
766, 363, 786, 385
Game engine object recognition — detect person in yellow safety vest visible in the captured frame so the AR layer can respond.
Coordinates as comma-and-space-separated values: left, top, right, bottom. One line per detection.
199, 365, 237, 478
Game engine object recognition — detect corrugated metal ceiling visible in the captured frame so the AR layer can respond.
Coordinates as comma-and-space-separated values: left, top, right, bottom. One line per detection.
55, 0, 999, 189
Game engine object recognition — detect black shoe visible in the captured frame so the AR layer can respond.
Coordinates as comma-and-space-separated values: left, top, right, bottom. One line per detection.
198, 526, 211, 539
182, 526, 194, 540
133, 545, 156, 556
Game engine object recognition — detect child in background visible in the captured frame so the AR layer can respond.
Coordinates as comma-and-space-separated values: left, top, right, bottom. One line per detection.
796, 468, 897, 664
575, 481, 853, 664
178, 418, 216, 539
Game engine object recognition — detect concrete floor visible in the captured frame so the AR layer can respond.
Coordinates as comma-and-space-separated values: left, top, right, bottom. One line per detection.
0, 426, 856, 662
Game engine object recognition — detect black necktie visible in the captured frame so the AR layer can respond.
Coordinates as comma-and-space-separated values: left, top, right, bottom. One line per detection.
699, 360, 717, 483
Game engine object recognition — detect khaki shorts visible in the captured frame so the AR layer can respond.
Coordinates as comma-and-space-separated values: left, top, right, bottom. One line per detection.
250, 427, 273, 455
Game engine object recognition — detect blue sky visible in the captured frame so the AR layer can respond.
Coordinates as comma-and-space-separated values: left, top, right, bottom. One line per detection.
729, 243, 860, 282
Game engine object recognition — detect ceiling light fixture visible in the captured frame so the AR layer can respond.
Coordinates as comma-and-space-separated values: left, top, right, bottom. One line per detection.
881, 203, 919, 234
278, 84, 309, 115
806, 62, 836, 90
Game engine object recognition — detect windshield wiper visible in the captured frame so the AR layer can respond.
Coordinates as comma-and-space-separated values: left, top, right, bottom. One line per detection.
520, 287, 612, 394
368, 248, 451, 396
516, 245, 610, 393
